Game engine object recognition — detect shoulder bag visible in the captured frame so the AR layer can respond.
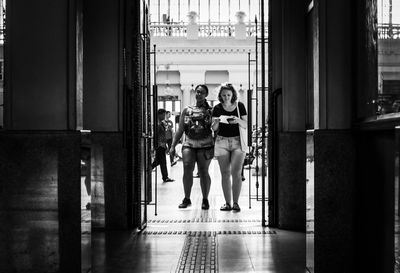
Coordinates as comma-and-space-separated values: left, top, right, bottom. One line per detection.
236, 102, 249, 153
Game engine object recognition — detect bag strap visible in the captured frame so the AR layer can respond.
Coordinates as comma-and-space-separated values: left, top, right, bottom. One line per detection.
236, 102, 241, 119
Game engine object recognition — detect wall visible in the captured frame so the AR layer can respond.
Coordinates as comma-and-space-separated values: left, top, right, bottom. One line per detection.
5, 1, 75, 130
83, 0, 123, 131
0, 132, 81, 273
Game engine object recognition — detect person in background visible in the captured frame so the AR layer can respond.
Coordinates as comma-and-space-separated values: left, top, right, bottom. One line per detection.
152, 108, 174, 182
212, 83, 247, 212
169, 84, 214, 210
164, 111, 176, 166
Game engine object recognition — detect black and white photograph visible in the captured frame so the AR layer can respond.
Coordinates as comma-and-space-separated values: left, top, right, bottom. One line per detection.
0, 0, 400, 272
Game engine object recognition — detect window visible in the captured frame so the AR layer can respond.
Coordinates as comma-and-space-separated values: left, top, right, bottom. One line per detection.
149, 0, 160, 23
375, 0, 400, 117
180, 0, 189, 23
199, 0, 208, 23
170, 0, 179, 23
219, 0, 229, 22
158, 96, 181, 114
189, 0, 199, 14
210, 0, 219, 22
0, 60, 3, 81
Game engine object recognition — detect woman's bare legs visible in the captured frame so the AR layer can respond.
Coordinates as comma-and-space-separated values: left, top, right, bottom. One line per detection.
197, 155, 212, 199
217, 154, 232, 204
182, 148, 196, 199
230, 151, 246, 204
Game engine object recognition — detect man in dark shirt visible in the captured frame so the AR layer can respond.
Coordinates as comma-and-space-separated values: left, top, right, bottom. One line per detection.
151, 108, 174, 182
164, 111, 176, 166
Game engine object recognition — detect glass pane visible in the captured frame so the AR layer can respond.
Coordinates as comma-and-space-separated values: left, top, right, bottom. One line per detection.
241, 0, 250, 23
210, 0, 219, 22
159, 0, 169, 23
165, 101, 173, 112
180, 0, 189, 23
378, 0, 400, 23
199, 0, 208, 23
149, 0, 160, 23
249, 0, 259, 22
158, 101, 164, 110
175, 100, 181, 113
170, 0, 179, 23
231, 1, 240, 23
375, 0, 400, 117
220, 0, 229, 23
190, 0, 199, 14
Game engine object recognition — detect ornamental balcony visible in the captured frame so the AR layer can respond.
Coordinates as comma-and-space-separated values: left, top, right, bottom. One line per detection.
150, 22, 400, 40
149, 21, 265, 39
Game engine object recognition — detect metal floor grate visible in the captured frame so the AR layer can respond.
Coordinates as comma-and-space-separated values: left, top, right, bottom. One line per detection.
175, 234, 218, 273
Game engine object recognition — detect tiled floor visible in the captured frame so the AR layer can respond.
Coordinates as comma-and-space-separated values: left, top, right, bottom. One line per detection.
83, 159, 306, 273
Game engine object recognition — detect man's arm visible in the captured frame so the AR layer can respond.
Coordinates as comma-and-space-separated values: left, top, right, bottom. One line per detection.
170, 108, 187, 154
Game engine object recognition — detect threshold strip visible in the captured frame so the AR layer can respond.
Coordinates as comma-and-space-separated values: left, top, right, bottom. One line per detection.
148, 219, 261, 223
142, 230, 276, 236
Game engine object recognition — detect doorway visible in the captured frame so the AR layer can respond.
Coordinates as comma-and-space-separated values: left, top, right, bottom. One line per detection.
141, 0, 270, 230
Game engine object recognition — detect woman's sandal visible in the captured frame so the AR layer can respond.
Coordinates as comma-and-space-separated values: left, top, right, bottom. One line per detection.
220, 203, 232, 211
232, 203, 241, 212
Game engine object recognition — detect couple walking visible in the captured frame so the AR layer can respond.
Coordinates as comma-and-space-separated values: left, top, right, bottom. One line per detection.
169, 83, 248, 212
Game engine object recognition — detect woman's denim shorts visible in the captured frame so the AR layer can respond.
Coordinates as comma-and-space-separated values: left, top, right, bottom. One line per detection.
214, 135, 245, 157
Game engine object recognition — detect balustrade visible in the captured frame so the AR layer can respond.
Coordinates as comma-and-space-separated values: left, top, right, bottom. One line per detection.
150, 22, 400, 40
378, 24, 400, 39
150, 22, 265, 38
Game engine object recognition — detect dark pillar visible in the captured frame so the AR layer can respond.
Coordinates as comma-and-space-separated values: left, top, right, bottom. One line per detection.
309, 0, 356, 272
271, 0, 307, 231
313, 130, 356, 272
83, 0, 128, 230
356, 129, 394, 273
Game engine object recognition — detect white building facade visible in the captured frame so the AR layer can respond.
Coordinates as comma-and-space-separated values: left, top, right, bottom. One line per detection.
150, 0, 264, 125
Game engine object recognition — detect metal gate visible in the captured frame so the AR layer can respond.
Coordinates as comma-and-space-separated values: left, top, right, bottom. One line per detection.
124, 0, 154, 231
246, 0, 271, 227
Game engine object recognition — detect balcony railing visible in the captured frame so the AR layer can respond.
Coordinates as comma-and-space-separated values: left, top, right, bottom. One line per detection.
150, 22, 400, 40
150, 22, 265, 38
378, 23, 400, 39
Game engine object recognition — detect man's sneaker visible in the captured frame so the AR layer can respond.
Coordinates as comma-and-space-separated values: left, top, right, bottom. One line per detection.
179, 198, 191, 208
202, 198, 209, 210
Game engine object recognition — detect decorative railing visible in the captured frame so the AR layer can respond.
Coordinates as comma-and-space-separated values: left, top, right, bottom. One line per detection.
378, 23, 400, 39
150, 22, 265, 38
150, 22, 400, 40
